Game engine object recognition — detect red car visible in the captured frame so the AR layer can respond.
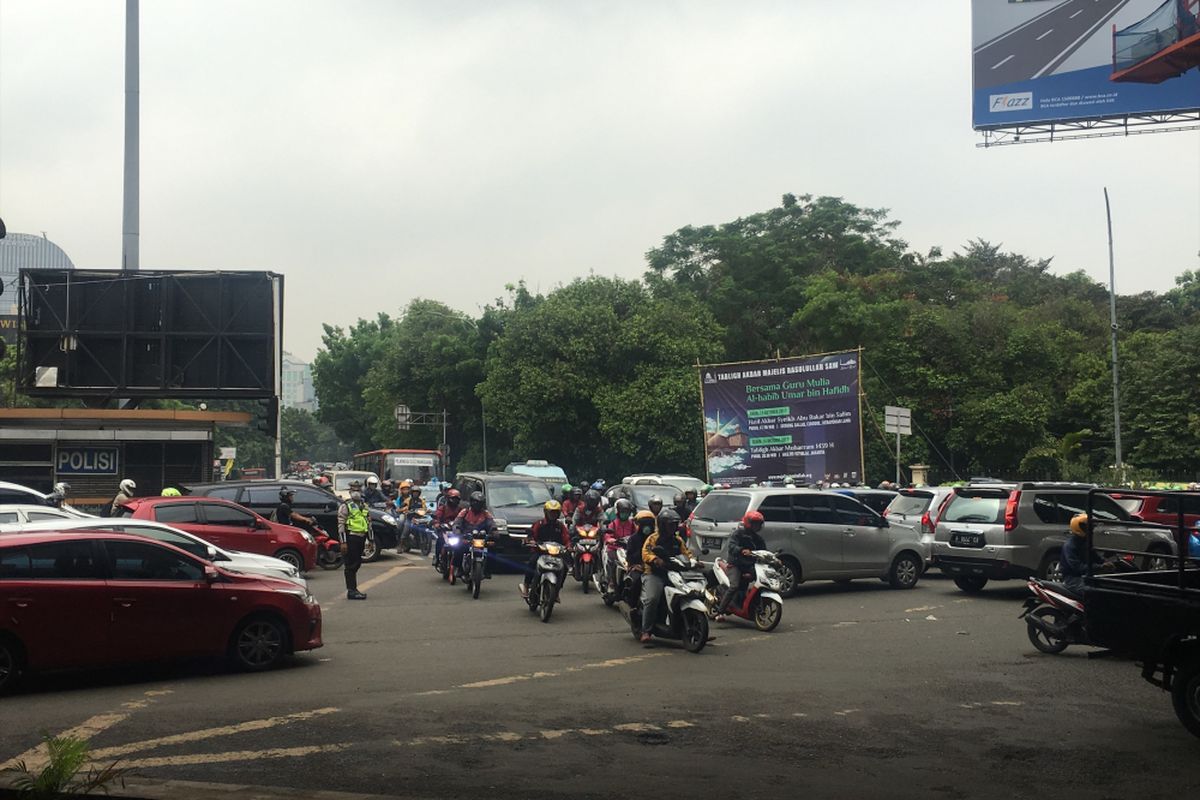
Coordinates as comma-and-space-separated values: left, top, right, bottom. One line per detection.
1109, 493, 1200, 535
0, 531, 322, 693
121, 496, 318, 572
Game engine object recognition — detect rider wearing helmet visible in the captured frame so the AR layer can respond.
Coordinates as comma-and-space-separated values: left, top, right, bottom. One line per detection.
453, 491, 498, 576
47, 481, 71, 508
432, 488, 463, 566
402, 485, 428, 517
671, 492, 693, 540
394, 479, 414, 511
108, 478, 137, 517
699, 484, 713, 498
626, 510, 658, 605
647, 495, 664, 518
638, 509, 693, 643
560, 483, 572, 504
160, 487, 181, 497
275, 487, 317, 530
571, 489, 605, 539
683, 487, 699, 516
521, 500, 572, 598
362, 475, 387, 505
602, 498, 637, 592
1061, 514, 1102, 595
562, 486, 583, 520
717, 510, 768, 618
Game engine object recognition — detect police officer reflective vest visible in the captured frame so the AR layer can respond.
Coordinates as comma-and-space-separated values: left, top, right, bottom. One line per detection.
346, 502, 370, 534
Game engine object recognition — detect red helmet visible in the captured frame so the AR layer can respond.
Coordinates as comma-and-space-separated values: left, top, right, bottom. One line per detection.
742, 510, 765, 533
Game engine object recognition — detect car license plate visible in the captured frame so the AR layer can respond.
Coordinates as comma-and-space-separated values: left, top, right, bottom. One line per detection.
950, 531, 984, 548
702, 537, 721, 549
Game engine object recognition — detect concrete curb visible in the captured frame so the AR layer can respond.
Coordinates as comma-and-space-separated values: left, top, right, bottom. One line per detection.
0, 775, 421, 800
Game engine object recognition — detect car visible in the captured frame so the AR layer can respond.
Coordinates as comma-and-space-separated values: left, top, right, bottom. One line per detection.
0, 481, 60, 507
620, 474, 707, 493
0, 531, 321, 693
0, 518, 306, 588
832, 488, 897, 515
882, 487, 956, 568
688, 487, 927, 597
504, 460, 569, 492
118, 496, 319, 573
183, 479, 400, 562
1108, 492, 1200, 536
320, 470, 380, 500
931, 482, 1178, 593
605, 484, 677, 511
0, 505, 93, 525
451, 472, 556, 557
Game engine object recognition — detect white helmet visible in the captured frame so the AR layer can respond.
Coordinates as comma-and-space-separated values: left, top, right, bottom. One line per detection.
120, 478, 136, 494
366, 475, 379, 487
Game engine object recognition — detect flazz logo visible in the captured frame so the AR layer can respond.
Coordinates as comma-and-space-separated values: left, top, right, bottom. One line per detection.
990, 92, 1033, 112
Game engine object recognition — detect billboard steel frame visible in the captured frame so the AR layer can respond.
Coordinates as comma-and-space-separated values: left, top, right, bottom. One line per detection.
978, 109, 1200, 146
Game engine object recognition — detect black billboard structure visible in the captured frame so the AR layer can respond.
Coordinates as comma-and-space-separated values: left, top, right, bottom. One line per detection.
17, 269, 283, 403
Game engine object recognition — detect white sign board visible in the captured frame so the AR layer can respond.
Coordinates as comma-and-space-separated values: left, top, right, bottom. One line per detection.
219, 447, 237, 460
394, 404, 410, 431
884, 405, 912, 436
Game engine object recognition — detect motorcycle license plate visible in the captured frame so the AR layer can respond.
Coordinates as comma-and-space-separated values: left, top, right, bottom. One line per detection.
702, 537, 721, 549
950, 531, 984, 548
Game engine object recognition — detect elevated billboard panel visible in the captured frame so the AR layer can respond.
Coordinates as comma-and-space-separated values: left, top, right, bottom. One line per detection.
699, 351, 863, 488
973, 0, 1200, 129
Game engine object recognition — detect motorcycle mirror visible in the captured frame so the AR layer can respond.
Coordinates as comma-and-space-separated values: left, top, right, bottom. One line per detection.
701, 548, 710, 555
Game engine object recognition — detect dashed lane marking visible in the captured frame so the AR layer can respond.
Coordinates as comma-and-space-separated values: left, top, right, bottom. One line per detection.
111, 743, 349, 770
415, 651, 671, 695
87, 707, 341, 760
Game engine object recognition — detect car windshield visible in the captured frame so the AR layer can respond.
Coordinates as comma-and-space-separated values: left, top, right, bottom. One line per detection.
887, 493, 932, 517
335, 472, 377, 491
1111, 497, 1143, 514
489, 482, 553, 508
692, 493, 751, 523
942, 494, 1005, 524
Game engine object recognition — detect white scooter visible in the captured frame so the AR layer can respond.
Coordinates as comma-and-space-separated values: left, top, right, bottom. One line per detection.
708, 549, 785, 632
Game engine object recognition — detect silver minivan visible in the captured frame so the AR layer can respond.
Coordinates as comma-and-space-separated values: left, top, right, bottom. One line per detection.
689, 488, 927, 596
883, 487, 957, 567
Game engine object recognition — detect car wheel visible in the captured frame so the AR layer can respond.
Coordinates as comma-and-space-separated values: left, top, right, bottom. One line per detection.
953, 575, 988, 593
0, 635, 23, 695
230, 615, 288, 672
1143, 546, 1172, 572
1039, 551, 1064, 582
888, 552, 922, 589
1171, 656, 1200, 740
274, 548, 304, 572
776, 557, 800, 598
362, 536, 380, 563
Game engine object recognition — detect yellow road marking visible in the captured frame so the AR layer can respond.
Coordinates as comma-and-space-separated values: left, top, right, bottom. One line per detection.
430, 651, 670, 695
88, 707, 340, 759
111, 743, 348, 769
397, 719, 694, 747
321, 563, 409, 607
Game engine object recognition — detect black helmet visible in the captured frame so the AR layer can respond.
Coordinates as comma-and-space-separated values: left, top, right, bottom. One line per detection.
615, 498, 634, 519
469, 491, 485, 511
280, 488, 295, 500
656, 509, 680, 537
648, 495, 664, 513
584, 489, 601, 509
571, 486, 583, 500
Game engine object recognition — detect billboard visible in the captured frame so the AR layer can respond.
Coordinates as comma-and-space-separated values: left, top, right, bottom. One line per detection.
699, 351, 863, 488
972, 0, 1200, 128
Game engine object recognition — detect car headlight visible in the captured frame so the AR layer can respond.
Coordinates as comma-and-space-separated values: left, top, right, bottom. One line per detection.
280, 587, 315, 603
300, 531, 315, 544
381, 514, 397, 526
495, 518, 508, 531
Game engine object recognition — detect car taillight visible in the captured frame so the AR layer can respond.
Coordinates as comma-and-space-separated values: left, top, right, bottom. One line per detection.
882, 508, 890, 517
920, 511, 933, 535
1004, 490, 1020, 531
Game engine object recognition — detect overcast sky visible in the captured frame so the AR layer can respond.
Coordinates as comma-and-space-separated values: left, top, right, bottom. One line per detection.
1, 0, 1197, 361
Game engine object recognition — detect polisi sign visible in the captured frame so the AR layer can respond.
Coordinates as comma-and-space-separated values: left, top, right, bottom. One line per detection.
56, 447, 119, 475
989, 92, 1033, 113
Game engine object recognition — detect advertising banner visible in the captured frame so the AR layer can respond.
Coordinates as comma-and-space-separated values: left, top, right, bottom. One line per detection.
700, 351, 863, 488
972, 0, 1200, 128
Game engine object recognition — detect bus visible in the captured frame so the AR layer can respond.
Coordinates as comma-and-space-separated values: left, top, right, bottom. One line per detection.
353, 449, 446, 488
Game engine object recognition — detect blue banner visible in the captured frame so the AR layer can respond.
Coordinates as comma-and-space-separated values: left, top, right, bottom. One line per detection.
699, 352, 862, 487
56, 447, 119, 475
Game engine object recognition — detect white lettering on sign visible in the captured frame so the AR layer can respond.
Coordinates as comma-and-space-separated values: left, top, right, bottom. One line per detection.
56, 448, 119, 475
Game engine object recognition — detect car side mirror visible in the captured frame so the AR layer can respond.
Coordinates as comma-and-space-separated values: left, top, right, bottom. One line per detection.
255, 518, 270, 529
204, 565, 219, 584
206, 545, 218, 561
701, 548, 710, 556
878, 517, 889, 528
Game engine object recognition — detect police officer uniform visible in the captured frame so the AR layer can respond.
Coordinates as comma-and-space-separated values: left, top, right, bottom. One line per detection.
338, 481, 371, 600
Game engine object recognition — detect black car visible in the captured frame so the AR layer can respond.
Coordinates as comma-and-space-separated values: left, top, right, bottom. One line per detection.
832, 488, 898, 516
451, 472, 556, 557
604, 483, 678, 511
183, 479, 401, 561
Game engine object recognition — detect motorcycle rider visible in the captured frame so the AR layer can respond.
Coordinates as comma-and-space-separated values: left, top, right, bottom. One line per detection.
671, 492, 693, 539
402, 485, 429, 517
647, 494, 664, 518
432, 488, 463, 566
638, 509, 693, 643
337, 480, 371, 600
626, 510, 657, 605
602, 498, 636, 591
107, 478, 137, 517
275, 487, 318, 530
520, 500, 572, 599
454, 491, 498, 577
683, 488, 700, 517
394, 479, 413, 511
47, 482, 71, 508
571, 489, 605, 539
362, 475, 388, 506
1061, 514, 1104, 595
562, 486, 583, 520
716, 510, 767, 620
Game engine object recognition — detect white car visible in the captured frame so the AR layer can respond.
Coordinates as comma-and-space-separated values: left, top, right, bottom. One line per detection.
620, 474, 707, 493
0, 518, 306, 588
0, 505, 95, 525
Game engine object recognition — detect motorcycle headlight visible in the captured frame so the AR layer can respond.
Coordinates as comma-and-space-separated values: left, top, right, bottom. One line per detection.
300, 531, 315, 544
446, 535, 461, 546
381, 514, 397, 526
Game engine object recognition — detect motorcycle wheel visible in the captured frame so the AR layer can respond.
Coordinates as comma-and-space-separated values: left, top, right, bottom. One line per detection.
420, 532, 432, 558
602, 586, 616, 607
682, 609, 709, 654
472, 562, 482, 599
448, 561, 457, 586
1171, 657, 1200, 740
629, 609, 642, 639
319, 552, 343, 571
1026, 606, 1069, 654
540, 586, 556, 623
752, 596, 783, 632
362, 536, 379, 563
582, 564, 591, 594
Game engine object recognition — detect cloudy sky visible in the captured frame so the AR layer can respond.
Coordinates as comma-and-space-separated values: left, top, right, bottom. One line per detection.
1, 0, 1197, 361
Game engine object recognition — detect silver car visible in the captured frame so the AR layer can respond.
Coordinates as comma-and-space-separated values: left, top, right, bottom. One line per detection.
0, 518, 306, 588
689, 488, 927, 596
883, 487, 957, 567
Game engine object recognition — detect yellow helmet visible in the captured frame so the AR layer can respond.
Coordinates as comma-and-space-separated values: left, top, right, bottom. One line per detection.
161, 487, 182, 497
544, 500, 562, 513
400, 479, 413, 489
1069, 514, 1090, 537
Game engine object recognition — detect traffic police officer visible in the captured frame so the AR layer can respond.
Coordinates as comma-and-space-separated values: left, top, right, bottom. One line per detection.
337, 480, 370, 600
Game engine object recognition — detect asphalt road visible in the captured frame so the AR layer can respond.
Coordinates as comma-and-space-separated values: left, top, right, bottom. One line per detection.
3, 551, 1199, 799
974, 0, 1130, 89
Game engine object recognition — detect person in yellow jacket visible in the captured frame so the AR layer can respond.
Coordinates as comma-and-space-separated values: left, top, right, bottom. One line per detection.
638, 509, 692, 643
337, 480, 371, 600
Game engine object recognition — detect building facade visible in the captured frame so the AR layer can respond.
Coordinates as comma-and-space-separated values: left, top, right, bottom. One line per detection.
0, 232, 75, 344
282, 351, 317, 412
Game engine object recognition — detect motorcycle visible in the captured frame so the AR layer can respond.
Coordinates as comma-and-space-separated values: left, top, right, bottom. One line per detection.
463, 531, 493, 600
310, 524, 344, 571
402, 512, 434, 556
439, 529, 464, 585
1020, 555, 1137, 654
523, 541, 566, 622
707, 549, 784, 632
572, 524, 601, 594
622, 552, 710, 653
597, 532, 628, 607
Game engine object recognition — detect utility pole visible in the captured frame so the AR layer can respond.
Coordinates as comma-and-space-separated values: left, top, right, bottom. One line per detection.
122, 0, 139, 271
1104, 188, 1122, 477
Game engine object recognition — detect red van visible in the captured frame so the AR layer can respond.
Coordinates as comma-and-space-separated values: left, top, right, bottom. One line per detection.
121, 496, 318, 572
0, 532, 322, 693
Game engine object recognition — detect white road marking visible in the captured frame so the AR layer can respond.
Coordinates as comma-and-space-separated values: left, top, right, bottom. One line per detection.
666, 720, 695, 728
115, 743, 348, 769
1037, 28, 1055, 40
991, 54, 1015, 70
925, 614, 939, 621
88, 707, 340, 760
422, 651, 671, 695
731, 715, 750, 722
397, 719, 693, 747
905, 605, 941, 613
613, 722, 660, 733
834, 709, 861, 717
1071, 8, 1084, 17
